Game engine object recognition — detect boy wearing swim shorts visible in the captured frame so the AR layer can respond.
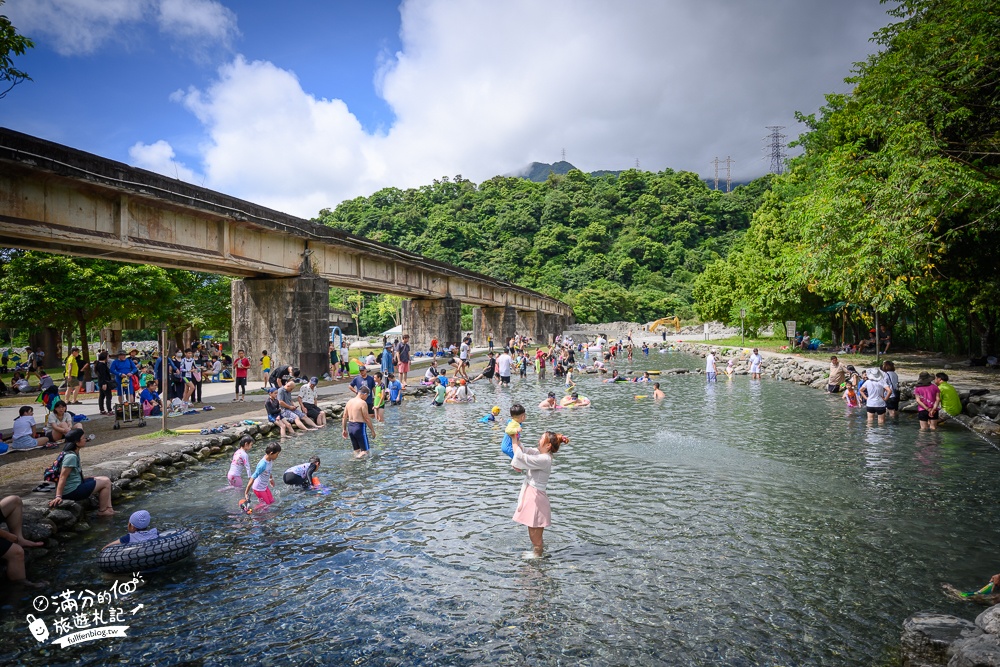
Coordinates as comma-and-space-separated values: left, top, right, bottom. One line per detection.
342, 388, 375, 458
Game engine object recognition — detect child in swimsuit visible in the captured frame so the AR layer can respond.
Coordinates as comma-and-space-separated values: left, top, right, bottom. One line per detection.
228, 435, 253, 488
502, 404, 526, 470
372, 371, 386, 422
844, 385, 860, 408
244, 442, 281, 510
283, 457, 320, 488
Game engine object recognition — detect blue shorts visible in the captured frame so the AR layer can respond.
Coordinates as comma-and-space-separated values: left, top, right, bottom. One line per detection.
347, 422, 369, 451
64, 477, 97, 501
501, 435, 513, 460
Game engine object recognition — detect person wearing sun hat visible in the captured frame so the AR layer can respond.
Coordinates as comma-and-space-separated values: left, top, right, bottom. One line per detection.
102, 510, 158, 550
913, 371, 941, 430
859, 366, 892, 425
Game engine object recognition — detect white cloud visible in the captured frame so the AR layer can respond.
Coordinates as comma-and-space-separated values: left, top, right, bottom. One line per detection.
139, 0, 892, 217
157, 0, 238, 47
5, 0, 237, 56
129, 139, 201, 183
5, 0, 149, 56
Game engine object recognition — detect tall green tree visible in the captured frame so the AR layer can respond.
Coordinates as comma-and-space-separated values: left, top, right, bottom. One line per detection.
0, 253, 178, 362
0, 0, 33, 99
694, 0, 1000, 354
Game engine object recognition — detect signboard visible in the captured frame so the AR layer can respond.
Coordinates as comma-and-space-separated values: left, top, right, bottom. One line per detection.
703, 322, 709, 340
740, 308, 747, 319
784, 320, 796, 338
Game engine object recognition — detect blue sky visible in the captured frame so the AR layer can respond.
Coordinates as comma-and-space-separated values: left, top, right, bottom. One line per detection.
3, 0, 893, 217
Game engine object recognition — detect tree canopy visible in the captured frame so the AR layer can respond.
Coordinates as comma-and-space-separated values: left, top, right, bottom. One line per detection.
318, 170, 770, 324
694, 0, 1000, 354
0, 0, 33, 99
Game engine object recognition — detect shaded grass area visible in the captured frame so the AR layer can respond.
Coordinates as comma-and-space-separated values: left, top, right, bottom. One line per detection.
705, 336, 881, 367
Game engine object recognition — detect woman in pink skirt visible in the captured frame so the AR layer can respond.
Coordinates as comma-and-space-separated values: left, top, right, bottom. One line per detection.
512, 430, 569, 557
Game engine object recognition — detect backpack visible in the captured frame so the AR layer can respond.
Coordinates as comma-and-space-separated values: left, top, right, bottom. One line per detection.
43, 452, 66, 483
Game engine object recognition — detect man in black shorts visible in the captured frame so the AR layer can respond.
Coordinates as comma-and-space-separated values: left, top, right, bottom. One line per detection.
471, 351, 497, 384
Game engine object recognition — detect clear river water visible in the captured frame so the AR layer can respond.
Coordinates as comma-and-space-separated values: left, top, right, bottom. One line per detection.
3, 351, 999, 666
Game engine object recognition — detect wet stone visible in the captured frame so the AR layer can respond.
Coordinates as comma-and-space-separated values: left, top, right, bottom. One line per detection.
209, 446, 221, 454
129, 479, 150, 491
46, 509, 76, 526
141, 473, 157, 481
23, 522, 53, 541
182, 454, 198, 465
155, 454, 173, 466
73, 522, 90, 533
150, 465, 169, 476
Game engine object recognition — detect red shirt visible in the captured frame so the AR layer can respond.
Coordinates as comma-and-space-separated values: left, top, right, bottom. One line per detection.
235, 357, 250, 378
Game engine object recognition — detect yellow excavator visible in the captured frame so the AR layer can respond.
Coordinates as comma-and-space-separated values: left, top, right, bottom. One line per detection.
648, 316, 681, 333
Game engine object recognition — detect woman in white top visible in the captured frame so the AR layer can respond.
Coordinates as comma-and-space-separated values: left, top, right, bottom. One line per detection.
11, 405, 48, 450
46, 400, 76, 441
511, 431, 569, 558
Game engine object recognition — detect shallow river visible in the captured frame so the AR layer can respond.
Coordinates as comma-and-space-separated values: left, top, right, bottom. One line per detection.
4, 351, 999, 666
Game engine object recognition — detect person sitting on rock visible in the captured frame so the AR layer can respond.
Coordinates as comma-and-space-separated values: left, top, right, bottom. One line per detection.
49, 429, 115, 516
0, 495, 45, 586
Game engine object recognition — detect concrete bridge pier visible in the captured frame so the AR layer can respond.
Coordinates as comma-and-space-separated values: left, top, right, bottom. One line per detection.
403, 297, 462, 352
515, 310, 542, 344
231, 276, 329, 379
473, 306, 517, 348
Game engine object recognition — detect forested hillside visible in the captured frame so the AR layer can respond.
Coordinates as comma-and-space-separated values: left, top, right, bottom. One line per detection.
693, 0, 1000, 356
317, 169, 771, 324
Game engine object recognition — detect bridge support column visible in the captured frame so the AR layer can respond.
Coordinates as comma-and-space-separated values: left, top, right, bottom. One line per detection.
403, 297, 462, 352
536, 312, 573, 344
231, 276, 329, 379
473, 306, 516, 348
515, 310, 542, 344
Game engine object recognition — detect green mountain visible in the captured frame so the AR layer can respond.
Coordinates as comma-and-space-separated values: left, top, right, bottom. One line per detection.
520, 160, 579, 182
317, 168, 772, 324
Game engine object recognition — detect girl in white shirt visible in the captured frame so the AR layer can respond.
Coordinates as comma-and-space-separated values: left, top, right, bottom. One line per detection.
511, 431, 569, 558
11, 406, 48, 451
227, 436, 253, 488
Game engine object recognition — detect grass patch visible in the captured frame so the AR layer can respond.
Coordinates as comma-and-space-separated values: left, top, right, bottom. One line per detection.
138, 429, 179, 439
702, 336, 881, 366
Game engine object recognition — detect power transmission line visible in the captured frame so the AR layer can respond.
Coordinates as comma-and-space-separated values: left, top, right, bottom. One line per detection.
710, 156, 735, 192
764, 126, 787, 175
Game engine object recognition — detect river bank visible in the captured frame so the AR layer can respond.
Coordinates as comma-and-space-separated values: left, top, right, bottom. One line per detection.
667, 341, 1000, 443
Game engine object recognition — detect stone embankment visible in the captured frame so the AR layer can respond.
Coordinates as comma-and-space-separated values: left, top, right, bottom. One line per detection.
9, 387, 435, 573
670, 342, 1000, 443
902, 607, 1000, 666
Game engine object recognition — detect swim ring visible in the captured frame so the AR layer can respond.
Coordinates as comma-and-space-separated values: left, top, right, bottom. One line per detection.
98, 528, 199, 573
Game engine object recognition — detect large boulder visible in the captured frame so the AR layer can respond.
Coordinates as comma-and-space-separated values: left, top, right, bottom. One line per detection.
977, 606, 1000, 635
949, 634, 1000, 667
901, 612, 981, 667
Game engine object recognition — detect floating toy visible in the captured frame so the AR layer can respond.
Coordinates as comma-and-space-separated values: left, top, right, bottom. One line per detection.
98, 528, 199, 573
635, 395, 648, 399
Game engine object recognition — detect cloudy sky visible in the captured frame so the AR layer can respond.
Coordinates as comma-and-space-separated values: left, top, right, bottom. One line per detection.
4, 0, 893, 218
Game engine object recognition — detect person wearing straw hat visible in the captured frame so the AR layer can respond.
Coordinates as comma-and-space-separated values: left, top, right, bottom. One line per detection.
859, 366, 892, 425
